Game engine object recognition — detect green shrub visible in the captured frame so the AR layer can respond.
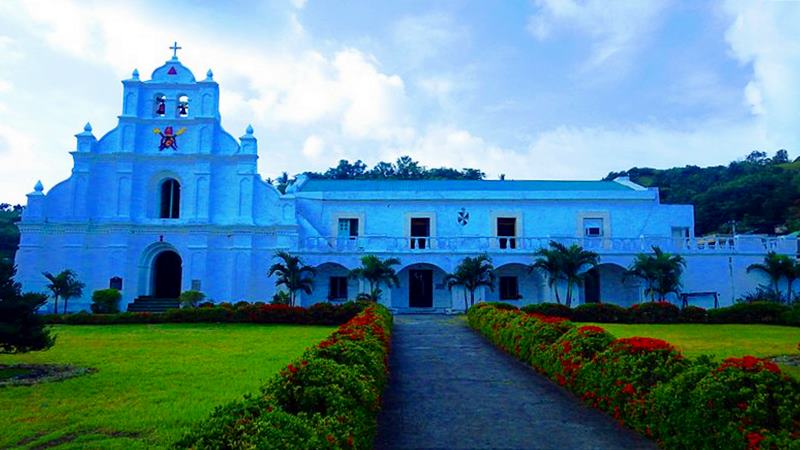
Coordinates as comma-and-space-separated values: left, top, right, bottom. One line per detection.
540, 325, 614, 388
468, 301, 800, 448
482, 301, 519, 310
179, 290, 205, 308
521, 302, 573, 319
177, 305, 392, 450
652, 355, 800, 449
572, 303, 629, 323
780, 303, 800, 326
679, 305, 708, 323
709, 301, 790, 324
90, 289, 121, 314
628, 301, 680, 323
575, 336, 689, 433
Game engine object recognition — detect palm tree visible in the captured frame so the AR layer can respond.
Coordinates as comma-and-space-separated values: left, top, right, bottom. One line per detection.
445, 254, 496, 309
348, 255, 400, 302
553, 242, 599, 307
42, 270, 85, 314
529, 246, 564, 304
267, 251, 316, 307
747, 252, 793, 301
626, 246, 686, 302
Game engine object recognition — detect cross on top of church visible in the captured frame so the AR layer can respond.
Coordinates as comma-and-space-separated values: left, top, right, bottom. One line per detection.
170, 41, 182, 59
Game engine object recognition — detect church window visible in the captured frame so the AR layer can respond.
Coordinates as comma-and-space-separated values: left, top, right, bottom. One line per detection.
177, 95, 189, 117
160, 179, 181, 219
154, 94, 166, 117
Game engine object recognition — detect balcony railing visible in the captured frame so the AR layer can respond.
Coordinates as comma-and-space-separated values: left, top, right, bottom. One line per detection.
298, 235, 796, 255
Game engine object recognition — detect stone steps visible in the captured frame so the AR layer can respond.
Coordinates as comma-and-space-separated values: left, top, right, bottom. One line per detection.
127, 297, 180, 313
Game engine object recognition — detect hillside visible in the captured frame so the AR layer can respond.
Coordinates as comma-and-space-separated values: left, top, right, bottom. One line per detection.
605, 151, 800, 236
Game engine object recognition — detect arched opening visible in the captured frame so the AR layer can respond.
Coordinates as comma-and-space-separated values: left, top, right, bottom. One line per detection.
154, 94, 166, 117
177, 94, 189, 117
160, 179, 180, 218
584, 267, 601, 303
152, 251, 182, 298
582, 263, 640, 306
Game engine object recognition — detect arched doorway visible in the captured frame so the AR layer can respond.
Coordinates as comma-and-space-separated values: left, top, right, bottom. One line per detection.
153, 251, 182, 298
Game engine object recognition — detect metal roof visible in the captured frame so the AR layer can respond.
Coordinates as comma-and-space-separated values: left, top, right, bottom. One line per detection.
297, 179, 633, 192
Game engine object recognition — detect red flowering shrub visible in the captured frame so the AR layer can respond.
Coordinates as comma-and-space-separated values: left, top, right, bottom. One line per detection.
44, 302, 363, 326
651, 355, 800, 449
628, 301, 681, 323
178, 305, 392, 449
520, 302, 573, 320
540, 325, 614, 388
469, 301, 800, 449
576, 335, 688, 432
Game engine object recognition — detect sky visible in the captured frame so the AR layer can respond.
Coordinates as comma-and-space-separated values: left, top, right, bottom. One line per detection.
0, 0, 799, 203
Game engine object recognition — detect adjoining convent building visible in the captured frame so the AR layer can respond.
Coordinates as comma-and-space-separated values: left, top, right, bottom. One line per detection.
14, 51, 797, 313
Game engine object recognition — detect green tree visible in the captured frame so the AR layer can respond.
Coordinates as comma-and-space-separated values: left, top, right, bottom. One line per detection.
42, 269, 85, 314
348, 255, 400, 302
553, 242, 599, 307
267, 251, 316, 307
445, 254, 496, 309
1, 261, 55, 353
529, 246, 564, 304
626, 246, 686, 302
747, 251, 794, 302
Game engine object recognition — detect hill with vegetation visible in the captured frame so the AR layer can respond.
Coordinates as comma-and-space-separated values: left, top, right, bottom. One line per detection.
0, 204, 22, 263
605, 150, 800, 236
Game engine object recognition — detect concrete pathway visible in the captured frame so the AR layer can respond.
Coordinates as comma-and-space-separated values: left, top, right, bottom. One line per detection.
374, 315, 655, 450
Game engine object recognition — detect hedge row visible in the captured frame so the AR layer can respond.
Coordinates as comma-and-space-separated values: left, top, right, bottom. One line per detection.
517, 301, 800, 326
468, 303, 800, 450
42, 302, 364, 326
176, 304, 393, 449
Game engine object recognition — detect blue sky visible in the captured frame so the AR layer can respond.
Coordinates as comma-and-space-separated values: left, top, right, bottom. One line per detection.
1, 0, 798, 203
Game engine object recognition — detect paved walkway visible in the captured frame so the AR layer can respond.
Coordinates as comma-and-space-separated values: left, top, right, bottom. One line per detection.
374, 315, 655, 450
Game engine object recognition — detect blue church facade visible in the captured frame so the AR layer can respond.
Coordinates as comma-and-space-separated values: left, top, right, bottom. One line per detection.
14, 54, 797, 313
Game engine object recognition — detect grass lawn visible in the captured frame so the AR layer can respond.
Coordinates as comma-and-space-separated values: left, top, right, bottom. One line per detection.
583, 323, 800, 379
0, 323, 335, 449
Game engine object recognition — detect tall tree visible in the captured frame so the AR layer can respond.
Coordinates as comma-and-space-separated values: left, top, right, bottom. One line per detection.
267, 251, 316, 307
529, 247, 564, 304
626, 246, 686, 302
445, 254, 496, 309
348, 255, 400, 302
539, 241, 599, 307
747, 251, 794, 302
42, 270, 85, 314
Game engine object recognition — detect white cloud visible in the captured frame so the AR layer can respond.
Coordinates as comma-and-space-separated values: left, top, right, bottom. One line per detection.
722, 0, 800, 146
392, 13, 466, 65
301, 134, 324, 158
527, 0, 668, 68
291, 0, 307, 9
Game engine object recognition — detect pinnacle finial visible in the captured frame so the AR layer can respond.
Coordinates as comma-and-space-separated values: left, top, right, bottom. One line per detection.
245, 124, 254, 135
206, 69, 213, 80
84, 122, 92, 132
132, 68, 139, 80
34, 180, 44, 192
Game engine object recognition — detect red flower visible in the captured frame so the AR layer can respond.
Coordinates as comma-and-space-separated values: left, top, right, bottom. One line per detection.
717, 356, 781, 375
612, 337, 676, 354
577, 325, 606, 335
621, 383, 635, 395
746, 431, 764, 450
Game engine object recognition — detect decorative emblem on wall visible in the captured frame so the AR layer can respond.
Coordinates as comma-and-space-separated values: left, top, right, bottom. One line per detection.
153, 126, 187, 151
457, 208, 470, 226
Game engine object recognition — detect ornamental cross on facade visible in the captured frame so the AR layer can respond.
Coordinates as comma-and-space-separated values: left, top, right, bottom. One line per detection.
170, 41, 182, 59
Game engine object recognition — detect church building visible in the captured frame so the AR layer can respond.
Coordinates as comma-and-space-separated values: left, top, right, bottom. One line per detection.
14, 49, 797, 313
